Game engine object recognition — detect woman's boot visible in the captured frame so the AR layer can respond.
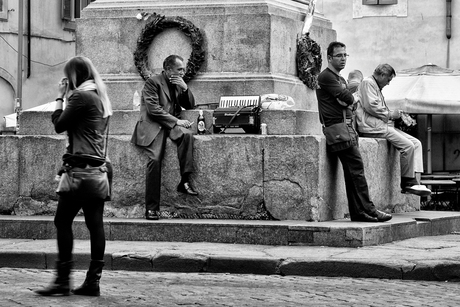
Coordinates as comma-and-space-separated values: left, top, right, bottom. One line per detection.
72, 260, 104, 296
35, 260, 73, 296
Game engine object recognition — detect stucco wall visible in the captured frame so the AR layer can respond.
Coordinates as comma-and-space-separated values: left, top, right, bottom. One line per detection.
317, 0, 457, 77
0, 0, 76, 131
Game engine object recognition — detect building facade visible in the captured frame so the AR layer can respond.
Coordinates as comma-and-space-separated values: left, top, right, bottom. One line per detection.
0, 0, 94, 132
317, 0, 458, 76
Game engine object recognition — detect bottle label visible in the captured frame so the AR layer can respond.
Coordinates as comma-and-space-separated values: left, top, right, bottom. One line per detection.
198, 121, 205, 133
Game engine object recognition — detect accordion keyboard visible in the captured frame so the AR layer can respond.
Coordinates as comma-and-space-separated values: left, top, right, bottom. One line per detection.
218, 96, 260, 108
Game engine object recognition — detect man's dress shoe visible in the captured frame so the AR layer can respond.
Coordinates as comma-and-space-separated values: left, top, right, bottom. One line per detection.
177, 182, 198, 196
351, 213, 378, 222
375, 210, 392, 222
145, 210, 159, 220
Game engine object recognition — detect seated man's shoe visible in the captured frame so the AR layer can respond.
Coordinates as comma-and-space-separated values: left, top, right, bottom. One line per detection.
402, 184, 431, 197
145, 210, 159, 220
401, 177, 418, 190
351, 213, 378, 222
375, 210, 392, 222
177, 182, 198, 196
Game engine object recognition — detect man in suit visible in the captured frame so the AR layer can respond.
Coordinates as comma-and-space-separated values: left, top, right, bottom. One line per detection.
132, 55, 198, 220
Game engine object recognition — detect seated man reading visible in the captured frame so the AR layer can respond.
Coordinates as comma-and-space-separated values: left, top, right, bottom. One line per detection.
355, 64, 431, 197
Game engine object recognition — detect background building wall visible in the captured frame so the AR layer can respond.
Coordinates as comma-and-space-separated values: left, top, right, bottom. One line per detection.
316, 0, 457, 76
0, 0, 79, 132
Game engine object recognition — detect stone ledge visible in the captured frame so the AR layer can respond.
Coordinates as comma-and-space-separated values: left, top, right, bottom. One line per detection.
17, 109, 321, 136
0, 134, 418, 221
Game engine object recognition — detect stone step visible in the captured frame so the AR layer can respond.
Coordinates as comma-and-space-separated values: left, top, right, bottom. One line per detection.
16, 109, 321, 136
1, 211, 459, 248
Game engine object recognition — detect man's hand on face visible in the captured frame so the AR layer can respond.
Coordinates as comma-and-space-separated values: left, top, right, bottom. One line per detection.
169, 75, 188, 92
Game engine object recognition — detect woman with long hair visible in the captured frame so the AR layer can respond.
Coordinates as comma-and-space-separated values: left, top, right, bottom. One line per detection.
35, 56, 113, 297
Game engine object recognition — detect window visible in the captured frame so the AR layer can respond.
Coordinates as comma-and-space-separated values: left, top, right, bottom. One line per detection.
363, 0, 398, 4
62, 0, 95, 21
0, 0, 8, 22
355, 0, 406, 18
62, 0, 95, 31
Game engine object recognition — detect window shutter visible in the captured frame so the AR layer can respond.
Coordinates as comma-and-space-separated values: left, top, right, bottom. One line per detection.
62, 0, 72, 20
363, 0, 397, 4
74, 0, 80, 19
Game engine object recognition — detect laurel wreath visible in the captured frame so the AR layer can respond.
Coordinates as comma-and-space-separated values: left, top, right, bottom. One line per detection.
134, 13, 205, 82
296, 33, 322, 90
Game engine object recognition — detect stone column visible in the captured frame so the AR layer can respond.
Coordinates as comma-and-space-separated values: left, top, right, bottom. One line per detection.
77, 0, 335, 111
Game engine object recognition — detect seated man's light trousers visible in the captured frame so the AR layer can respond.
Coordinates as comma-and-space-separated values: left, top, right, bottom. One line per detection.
362, 127, 423, 178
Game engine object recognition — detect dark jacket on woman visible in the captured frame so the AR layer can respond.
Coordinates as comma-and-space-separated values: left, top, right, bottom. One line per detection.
52, 90, 109, 159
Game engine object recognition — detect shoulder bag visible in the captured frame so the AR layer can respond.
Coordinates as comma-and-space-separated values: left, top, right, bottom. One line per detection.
321, 109, 353, 150
56, 118, 111, 200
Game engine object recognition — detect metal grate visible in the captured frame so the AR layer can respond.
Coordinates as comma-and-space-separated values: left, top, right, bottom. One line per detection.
218, 96, 260, 108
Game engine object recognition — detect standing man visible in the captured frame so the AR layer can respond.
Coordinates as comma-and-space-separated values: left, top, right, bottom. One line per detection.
355, 64, 431, 197
316, 42, 392, 222
132, 55, 198, 221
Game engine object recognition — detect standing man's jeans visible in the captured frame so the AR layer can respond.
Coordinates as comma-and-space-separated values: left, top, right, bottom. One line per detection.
335, 144, 378, 220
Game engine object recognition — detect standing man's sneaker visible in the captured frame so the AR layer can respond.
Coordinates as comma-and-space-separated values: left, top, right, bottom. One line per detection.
402, 184, 431, 197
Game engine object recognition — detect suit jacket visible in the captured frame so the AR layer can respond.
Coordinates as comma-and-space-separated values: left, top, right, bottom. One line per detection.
131, 72, 195, 147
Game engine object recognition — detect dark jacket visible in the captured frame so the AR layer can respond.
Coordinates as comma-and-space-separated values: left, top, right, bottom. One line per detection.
131, 72, 195, 147
316, 68, 354, 127
52, 90, 109, 159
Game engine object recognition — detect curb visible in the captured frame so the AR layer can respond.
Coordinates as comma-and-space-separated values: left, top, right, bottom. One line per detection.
3, 250, 460, 282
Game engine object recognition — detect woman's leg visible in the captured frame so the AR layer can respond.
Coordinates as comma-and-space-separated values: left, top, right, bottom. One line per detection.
35, 195, 81, 296
73, 199, 106, 296
54, 195, 82, 262
82, 200, 106, 260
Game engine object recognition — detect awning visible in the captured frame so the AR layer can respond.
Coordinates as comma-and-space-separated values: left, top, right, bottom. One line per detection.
383, 64, 460, 114
4, 101, 57, 128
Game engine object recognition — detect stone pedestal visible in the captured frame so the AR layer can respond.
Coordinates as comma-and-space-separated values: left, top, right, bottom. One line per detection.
77, 0, 335, 111
0, 131, 419, 221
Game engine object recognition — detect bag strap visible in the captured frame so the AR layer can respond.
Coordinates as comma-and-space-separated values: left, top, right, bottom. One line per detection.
104, 117, 110, 159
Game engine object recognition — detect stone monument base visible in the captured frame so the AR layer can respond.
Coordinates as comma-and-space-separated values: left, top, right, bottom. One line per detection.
1, 112, 418, 220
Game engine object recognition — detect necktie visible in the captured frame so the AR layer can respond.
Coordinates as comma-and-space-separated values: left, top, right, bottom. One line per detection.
167, 82, 178, 115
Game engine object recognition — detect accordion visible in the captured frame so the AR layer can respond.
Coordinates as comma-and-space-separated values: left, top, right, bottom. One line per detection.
213, 96, 261, 134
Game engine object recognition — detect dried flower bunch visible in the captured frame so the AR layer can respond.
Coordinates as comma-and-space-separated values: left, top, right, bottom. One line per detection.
296, 32, 322, 90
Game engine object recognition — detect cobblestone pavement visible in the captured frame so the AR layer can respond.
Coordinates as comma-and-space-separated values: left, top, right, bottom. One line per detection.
1, 268, 459, 307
